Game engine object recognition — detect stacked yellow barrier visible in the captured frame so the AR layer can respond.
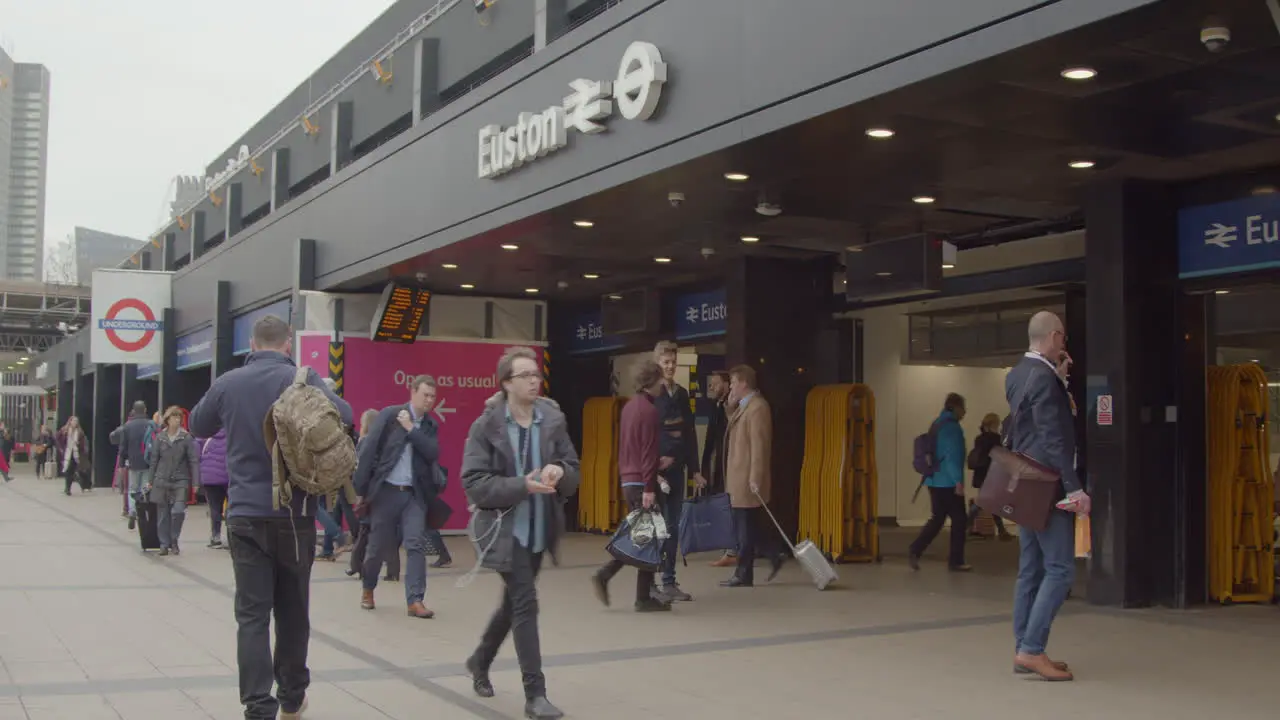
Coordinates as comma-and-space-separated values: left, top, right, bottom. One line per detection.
1207, 364, 1275, 604
797, 384, 879, 564
578, 397, 627, 533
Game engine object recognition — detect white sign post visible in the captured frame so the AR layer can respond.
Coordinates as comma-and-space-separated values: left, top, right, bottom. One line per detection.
90, 269, 173, 365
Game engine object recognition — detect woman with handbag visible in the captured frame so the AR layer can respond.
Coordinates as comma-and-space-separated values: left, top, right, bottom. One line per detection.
461, 346, 580, 720
35, 425, 54, 479
347, 409, 401, 581
966, 413, 1012, 541
57, 416, 90, 495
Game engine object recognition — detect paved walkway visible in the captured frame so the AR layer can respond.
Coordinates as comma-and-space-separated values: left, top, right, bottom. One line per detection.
0, 472, 1276, 719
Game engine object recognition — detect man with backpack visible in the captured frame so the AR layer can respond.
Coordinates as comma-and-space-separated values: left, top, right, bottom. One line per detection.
190, 315, 352, 720
908, 393, 971, 572
109, 401, 156, 530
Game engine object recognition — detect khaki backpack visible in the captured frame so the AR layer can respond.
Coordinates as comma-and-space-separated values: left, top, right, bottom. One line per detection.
263, 366, 357, 511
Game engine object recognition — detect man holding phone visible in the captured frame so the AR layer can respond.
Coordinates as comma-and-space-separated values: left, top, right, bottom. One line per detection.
1004, 311, 1090, 681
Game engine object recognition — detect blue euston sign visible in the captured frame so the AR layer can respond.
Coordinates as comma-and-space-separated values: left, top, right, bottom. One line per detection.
137, 364, 161, 380
674, 288, 727, 340
232, 298, 292, 356
1178, 193, 1280, 279
176, 327, 215, 371
566, 310, 625, 355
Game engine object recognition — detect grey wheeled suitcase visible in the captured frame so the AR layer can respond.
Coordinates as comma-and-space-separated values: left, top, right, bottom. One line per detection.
757, 491, 838, 590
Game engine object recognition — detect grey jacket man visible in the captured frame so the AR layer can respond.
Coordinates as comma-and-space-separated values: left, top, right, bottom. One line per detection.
1004, 353, 1081, 498
462, 393, 581, 573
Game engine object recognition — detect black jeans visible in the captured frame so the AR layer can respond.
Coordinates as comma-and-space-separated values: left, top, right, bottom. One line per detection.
910, 486, 967, 567
227, 517, 316, 719
732, 507, 762, 584
471, 542, 546, 699
597, 486, 655, 603
204, 486, 228, 537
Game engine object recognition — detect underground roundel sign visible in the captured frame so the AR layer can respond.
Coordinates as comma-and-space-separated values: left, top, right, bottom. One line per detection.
98, 298, 163, 353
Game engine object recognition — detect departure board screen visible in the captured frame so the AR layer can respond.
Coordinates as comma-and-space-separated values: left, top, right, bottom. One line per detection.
370, 282, 431, 343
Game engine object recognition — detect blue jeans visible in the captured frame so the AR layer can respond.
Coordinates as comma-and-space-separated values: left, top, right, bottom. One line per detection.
1013, 509, 1075, 656
317, 502, 343, 556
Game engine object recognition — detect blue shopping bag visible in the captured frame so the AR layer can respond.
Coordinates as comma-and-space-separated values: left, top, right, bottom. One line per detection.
679, 492, 735, 563
606, 510, 664, 573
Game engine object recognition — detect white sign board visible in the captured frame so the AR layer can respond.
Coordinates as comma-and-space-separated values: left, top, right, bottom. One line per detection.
478, 41, 668, 179
1096, 394, 1113, 426
90, 269, 172, 365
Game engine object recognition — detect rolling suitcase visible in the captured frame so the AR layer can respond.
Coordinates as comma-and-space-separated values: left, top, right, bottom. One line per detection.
137, 500, 161, 551
757, 491, 837, 590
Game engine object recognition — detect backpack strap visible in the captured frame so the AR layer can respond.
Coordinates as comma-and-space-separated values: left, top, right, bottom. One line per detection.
294, 366, 310, 386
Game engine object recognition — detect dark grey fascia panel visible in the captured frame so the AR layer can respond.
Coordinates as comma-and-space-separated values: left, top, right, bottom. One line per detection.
166, 0, 1156, 335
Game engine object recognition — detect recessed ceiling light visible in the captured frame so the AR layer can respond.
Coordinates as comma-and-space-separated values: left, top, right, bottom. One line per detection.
654, 257, 672, 263
1068, 160, 1095, 169
912, 195, 936, 204
582, 273, 600, 279
525, 288, 539, 294
460, 283, 475, 289
723, 172, 749, 182
942, 263, 955, 269
846, 246, 863, 253
740, 236, 760, 243
573, 219, 594, 228
500, 244, 519, 251
1252, 185, 1278, 195
875, 271, 892, 277
1215, 289, 1230, 295
441, 263, 458, 269
865, 128, 895, 139
1061, 66, 1097, 81
607, 294, 623, 300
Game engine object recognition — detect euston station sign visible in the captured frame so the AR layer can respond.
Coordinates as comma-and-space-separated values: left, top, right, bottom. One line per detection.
478, 41, 667, 179
1178, 193, 1280, 279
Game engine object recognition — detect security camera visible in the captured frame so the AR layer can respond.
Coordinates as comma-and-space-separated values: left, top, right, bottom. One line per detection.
556, 280, 569, 290
1200, 19, 1230, 52
415, 271, 428, 284
668, 191, 685, 208
700, 247, 715, 258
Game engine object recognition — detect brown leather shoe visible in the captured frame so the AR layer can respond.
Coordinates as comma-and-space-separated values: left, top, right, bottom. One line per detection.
1014, 655, 1069, 674
360, 590, 375, 610
710, 554, 736, 568
406, 602, 435, 619
1014, 653, 1073, 681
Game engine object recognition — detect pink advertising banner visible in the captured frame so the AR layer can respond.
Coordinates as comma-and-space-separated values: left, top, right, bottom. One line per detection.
298, 334, 533, 532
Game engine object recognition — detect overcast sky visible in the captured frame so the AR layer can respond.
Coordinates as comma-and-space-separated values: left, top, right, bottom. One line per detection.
0, 0, 397, 267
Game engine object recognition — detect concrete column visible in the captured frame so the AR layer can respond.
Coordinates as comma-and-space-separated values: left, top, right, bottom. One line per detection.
330, 101, 354, 174
225, 182, 244, 239
212, 280, 234, 378
413, 38, 442, 123
534, 0, 569, 51
190, 211, 207, 262
271, 148, 291, 212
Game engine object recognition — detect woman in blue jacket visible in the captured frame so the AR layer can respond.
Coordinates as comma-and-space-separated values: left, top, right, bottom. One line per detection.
908, 393, 971, 572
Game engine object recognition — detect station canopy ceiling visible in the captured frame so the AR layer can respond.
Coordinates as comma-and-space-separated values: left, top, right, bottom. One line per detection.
362, 0, 1280, 301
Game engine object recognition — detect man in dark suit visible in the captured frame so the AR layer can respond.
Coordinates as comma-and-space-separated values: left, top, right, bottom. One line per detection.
1005, 311, 1091, 682
702, 371, 738, 568
354, 375, 442, 618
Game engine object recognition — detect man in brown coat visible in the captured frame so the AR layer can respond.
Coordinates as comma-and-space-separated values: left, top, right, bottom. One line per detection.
721, 365, 786, 587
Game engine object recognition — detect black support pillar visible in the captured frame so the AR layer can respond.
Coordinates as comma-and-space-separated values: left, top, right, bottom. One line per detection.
212, 281, 234, 378
162, 232, 177, 271
330, 101, 354, 174
92, 364, 122, 487
1084, 179, 1184, 608
413, 38, 442, 122
121, 363, 141, 421
56, 361, 70, 428
534, 0, 569, 51
726, 255, 834, 543
292, 239, 317, 332
157, 308, 178, 411
271, 148, 291, 212
71, 353, 87, 425
225, 182, 244, 239
190, 210, 206, 262
139, 250, 153, 272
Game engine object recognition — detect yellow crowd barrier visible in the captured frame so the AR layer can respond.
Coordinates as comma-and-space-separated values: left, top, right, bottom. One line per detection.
798, 384, 879, 563
1207, 364, 1275, 604
579, 397, 627, 533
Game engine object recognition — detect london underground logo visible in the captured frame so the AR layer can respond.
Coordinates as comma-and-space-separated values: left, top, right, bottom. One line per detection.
98, 298, 163, 353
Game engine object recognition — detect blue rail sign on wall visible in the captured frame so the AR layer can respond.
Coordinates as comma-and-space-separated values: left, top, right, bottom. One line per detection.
674, 288, 727, 340
566, 310, 625, 355
232, 299, 292, 356
1178, 193, 1280, 279
176, 327, 215, 371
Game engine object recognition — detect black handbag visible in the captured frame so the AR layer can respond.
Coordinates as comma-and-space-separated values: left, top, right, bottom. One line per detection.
424, 464, 452, 530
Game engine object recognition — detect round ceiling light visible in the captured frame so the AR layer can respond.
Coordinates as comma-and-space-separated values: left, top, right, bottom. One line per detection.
460, 283, 475, 289
441, 263, 458, 269
654, 256, 672, 263
573, 219, 594, 228
1068, 160, 1096, 169
865, 127, 895, 139
740, 236, 760, 243
1060, 66, 1097, 81
500, 244, 519, 251
912, 195, 936, 204
723, 172, 749, 182
582, 273, 600, 279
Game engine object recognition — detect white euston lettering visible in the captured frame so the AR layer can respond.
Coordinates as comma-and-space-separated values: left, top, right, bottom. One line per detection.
1245, 214, 1280, 245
